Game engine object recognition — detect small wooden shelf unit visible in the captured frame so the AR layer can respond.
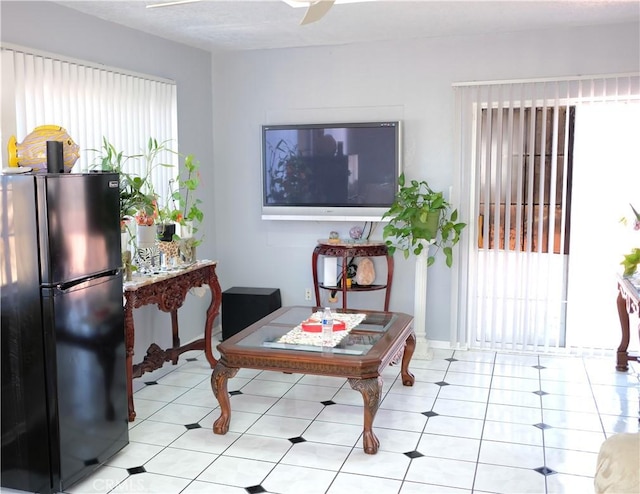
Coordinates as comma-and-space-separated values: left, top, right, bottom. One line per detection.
312, 240, 394, 311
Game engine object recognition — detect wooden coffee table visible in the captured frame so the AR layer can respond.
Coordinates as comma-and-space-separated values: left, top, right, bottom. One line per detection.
211, 306, 415, 454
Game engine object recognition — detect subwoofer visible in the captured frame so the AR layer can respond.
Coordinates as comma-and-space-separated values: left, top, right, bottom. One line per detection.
221, 287, 282, 340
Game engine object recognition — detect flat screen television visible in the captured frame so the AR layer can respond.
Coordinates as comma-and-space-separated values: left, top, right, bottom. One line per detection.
261, 121, 401, 221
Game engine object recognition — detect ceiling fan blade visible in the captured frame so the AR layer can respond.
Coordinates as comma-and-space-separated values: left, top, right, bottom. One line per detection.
146, 0, 201, 9
300, 0, 337, 25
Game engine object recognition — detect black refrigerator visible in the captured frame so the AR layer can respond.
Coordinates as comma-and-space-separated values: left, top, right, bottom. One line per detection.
1, 172, 129, 493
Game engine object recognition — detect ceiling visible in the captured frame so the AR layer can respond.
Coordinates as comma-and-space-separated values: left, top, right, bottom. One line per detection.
55, 0, 640, 53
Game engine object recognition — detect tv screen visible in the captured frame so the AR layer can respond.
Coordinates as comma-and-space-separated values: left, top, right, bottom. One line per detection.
261, 121, 401, 221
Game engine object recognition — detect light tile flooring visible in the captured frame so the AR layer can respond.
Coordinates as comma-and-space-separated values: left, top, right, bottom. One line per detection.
3, 348, 639, 494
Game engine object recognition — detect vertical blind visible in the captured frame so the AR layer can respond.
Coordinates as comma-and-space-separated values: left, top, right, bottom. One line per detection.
1, 44, 178, 205
452, 74, 640, 354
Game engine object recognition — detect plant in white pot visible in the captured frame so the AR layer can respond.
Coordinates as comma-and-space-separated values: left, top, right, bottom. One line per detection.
382, 173, 466, 358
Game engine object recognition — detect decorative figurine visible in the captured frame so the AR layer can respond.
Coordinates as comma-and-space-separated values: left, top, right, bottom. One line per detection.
349, 226, 363, 241
328, 231, 340, 244
7, 125, 80, 172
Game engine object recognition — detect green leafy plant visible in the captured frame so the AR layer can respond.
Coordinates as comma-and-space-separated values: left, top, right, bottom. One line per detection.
89, 137, 155, 225
90, 137, 203, 256
167, 153, 204, 246
90, 137, 177, 227
620, 204, 640, 276
621, 248, 640, 277
382, 173, 466, 267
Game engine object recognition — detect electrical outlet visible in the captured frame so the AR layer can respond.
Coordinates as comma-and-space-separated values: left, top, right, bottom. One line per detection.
304, 288, 312, 301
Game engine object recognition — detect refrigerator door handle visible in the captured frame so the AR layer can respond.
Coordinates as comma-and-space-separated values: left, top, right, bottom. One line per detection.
55, 268, 122, 293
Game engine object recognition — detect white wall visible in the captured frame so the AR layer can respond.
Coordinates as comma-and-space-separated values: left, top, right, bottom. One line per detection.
211, 22, 640, 342
0, 1, 215, 359
2, 1, 639, 344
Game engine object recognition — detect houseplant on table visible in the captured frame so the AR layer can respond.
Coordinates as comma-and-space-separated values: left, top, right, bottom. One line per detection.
91, 137, 175, 271
90, 137, 156, 225
167, 153, 204, 263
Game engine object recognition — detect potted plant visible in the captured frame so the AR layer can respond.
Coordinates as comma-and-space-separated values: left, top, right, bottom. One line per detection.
382, 173, 466, 267
90, 137, 175, 272
381, 172, 467, 359
90, 137, 153, 225
167, 153, 204, 262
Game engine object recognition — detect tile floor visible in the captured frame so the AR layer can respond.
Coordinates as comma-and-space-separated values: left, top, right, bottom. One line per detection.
3, 347, 639, 494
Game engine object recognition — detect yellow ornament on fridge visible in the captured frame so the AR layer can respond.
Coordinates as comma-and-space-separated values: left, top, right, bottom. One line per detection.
7, 125, 80, 172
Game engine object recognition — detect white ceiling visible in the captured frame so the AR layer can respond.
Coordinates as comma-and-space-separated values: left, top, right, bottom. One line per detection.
56, 0, 640, 53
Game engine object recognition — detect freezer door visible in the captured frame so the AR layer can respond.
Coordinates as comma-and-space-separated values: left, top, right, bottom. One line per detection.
38, 173, 122, 285
42, 271, 129, 491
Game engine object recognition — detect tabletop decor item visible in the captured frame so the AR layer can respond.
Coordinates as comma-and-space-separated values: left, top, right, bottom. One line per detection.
277, 311, 366, 347
350, 225, 364, 240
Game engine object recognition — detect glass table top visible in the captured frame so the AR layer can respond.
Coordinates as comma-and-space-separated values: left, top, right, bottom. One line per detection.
232, 307, 398, 356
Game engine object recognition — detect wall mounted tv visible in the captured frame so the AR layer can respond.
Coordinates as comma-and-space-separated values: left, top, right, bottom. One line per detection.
261, 121, 401, 221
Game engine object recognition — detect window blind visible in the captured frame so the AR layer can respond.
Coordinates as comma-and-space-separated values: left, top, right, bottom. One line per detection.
1, 44, 178, 208
452, 74, 640, 354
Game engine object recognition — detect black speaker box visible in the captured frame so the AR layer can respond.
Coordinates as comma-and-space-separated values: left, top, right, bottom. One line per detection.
222, 287, 281, 340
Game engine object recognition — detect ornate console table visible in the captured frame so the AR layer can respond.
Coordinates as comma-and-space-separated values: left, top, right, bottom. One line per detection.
616, 274, 640, 371
123, 260, 221, 421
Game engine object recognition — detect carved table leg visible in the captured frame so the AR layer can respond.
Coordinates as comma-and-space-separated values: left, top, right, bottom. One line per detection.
204, 269, 222, 369
348, 376, 382, 454
170, 310, 180, 365
617, 291, 631, 371
211, 362, 238, 435
124, 293, 136, 422
402, 331, 416, 386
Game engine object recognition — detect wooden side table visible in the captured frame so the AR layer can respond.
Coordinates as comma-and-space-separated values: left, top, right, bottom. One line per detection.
312, 241, 394, 311
616, 275, 640, 371
123, 260, 221, 421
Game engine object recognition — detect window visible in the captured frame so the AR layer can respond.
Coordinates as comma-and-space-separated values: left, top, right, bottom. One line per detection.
478, 106, 574, 255
1, 44, 178, 196
453, 74, 640, 353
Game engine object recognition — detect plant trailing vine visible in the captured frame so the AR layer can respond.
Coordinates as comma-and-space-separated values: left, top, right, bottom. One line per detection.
382, 173, 466, 267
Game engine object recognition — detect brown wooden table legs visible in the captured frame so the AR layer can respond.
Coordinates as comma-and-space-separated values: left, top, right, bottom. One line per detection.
210, 331, 417, 455
347, 331, 416, 454
616, 284, 640, 372
401, 332, 416, 386
124, 262, 221, 422
211, 362, 238, 434
348, 376, 382, 454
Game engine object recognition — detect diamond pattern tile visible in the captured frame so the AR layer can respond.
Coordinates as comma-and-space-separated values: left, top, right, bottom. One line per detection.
534, 466, 557, 476
127, 466, 146, 475
404, 450, 424, 459
533, 422, 552, 430
64, 349, 633, 494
